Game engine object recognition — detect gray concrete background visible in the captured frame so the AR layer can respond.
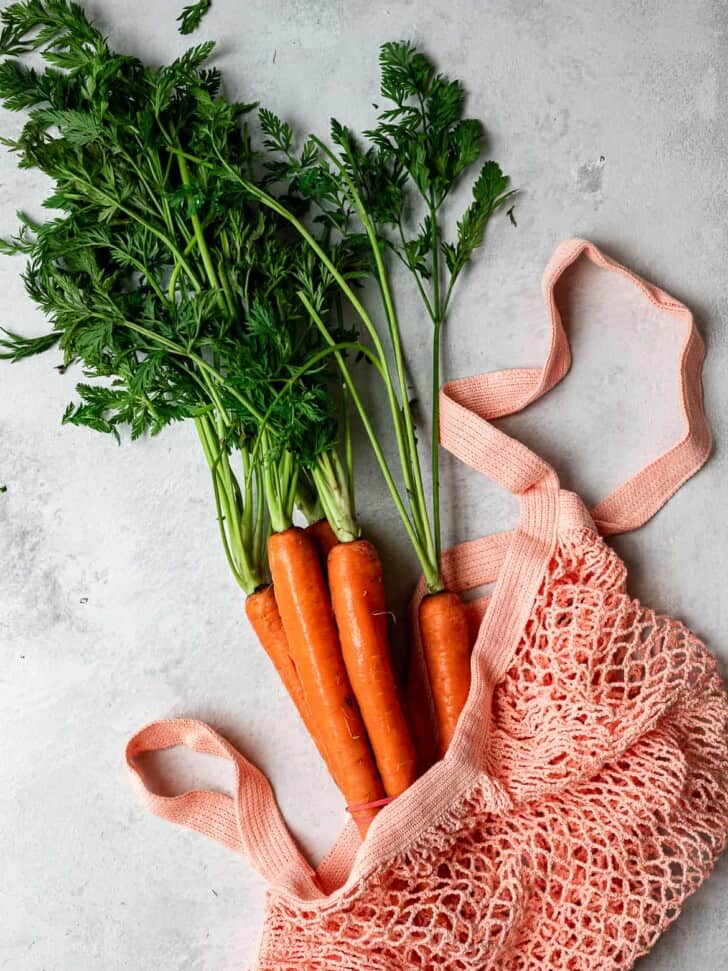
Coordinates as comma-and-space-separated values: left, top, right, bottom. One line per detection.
1, 0, 727, 967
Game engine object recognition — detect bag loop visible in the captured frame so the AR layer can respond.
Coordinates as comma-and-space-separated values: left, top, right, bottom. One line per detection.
439, 238, 710, 534
126, 719, 321, 897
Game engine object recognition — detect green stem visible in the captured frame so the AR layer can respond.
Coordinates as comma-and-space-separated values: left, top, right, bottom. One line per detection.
168, 235, 198, 302
312, 450, 357, 543
342, 383, 355, 520
284, 462, 300, 525
176, 153, 233, 318
241, 444, 254, 548
205, 463, 247, 590
216, 254, 236, 316
432, 320, 442, 567
429, 199, 443, 566
299, 290, 438, 586
121, 148, 172, 226
210, 414, 247, 576
253, 463, 268, 572
261, 430, 289, 533
195, 415, 261, 593
396, 218, 435, 319
312, 136, 437, 570
440, 265, 462, 320
294, 475, 323, 524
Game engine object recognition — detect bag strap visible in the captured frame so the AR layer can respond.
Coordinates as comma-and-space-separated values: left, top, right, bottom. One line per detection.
439, 237, 710, 534
126, 719, 320, 898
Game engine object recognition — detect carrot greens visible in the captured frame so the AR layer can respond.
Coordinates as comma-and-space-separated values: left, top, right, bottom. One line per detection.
0, 3, 514, 598
177, 0, 212, 37
0, 0, 364, 590
0, 0, 516, 791
243, 45, 515, 590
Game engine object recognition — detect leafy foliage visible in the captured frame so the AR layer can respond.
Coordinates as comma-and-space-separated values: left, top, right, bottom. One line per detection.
254, 38, 516, 577
259, 40, 515, 325
177, 0, 212, 36
0, 0, 360, 466
441, 160, 512, 278
0, 5, 515, 586
0, 327, 59, 360
366, 41, 515, 315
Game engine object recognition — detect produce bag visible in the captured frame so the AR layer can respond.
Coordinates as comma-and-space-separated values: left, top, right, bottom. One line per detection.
128, 240, 728, 969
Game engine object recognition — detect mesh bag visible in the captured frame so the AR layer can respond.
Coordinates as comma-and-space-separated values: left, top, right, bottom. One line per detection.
127, 240, 728, 970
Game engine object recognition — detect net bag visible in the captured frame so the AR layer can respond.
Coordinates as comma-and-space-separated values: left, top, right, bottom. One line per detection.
127, 239, 728, 970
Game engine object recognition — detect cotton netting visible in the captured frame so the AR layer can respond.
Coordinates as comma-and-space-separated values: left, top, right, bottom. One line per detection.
258, 526, 728, 970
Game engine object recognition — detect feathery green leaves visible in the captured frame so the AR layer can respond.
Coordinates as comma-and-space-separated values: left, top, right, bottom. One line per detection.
177, 0, 212, 36
256, 38, 516, 578
0, 3, 516, 589
0, 0, 357, 466
0, 327, 59, 360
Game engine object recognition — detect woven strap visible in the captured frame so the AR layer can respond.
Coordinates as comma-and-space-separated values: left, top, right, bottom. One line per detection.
439, 237, 710, 533
126, 719, 320, 897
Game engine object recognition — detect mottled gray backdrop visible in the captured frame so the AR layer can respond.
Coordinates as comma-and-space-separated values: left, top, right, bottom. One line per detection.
2, 0, 727, 967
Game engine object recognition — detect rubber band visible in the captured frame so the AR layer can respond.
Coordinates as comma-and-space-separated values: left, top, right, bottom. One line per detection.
346, 795, 396, 816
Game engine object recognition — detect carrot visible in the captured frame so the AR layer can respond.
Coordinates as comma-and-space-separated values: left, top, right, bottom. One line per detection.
245, 585, 341, 783
305, 517, 339, 560
419, 591, 472, 758
268, 527, 384, 836
404, 643, 439, 776
464, 599, 487, 645
328, 538, 418, 797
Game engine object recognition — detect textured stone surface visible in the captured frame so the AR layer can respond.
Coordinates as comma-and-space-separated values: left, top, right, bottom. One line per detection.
1, 0, 726, 968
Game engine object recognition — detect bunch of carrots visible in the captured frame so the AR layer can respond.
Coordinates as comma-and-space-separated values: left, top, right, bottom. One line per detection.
0, 0, 514, 836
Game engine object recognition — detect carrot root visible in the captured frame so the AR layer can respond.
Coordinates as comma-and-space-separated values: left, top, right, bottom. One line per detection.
245, 586, 338, 781
419, 590, 472, 758
305, 518, 339, 561
328, 539, 418, 798
404, 639, 439, 776
268, 527, 384, 836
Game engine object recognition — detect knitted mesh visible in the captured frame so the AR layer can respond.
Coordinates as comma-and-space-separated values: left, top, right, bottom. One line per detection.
258, 526, 728, 970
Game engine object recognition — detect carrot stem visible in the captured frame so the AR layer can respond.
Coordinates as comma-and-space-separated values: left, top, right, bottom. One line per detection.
312, 450, 357, 544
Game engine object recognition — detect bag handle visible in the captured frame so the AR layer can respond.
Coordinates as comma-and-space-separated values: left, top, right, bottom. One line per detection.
126, 719, 321, 898
439, 238, 710, 534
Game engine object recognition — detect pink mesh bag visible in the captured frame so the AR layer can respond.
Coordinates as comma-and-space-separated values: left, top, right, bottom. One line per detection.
127, 239, 728, 970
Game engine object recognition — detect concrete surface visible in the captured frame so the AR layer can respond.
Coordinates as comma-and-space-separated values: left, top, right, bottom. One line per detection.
2, 0, 727, 967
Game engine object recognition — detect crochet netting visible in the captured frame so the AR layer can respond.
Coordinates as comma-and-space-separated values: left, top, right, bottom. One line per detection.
260, 524, 728, 969
127, 240, 728, 971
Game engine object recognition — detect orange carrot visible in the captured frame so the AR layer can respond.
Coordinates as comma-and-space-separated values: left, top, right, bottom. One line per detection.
463, 599, 487, 645
268, 527, 384, 836
328, 539, 418, 797
404, 642, 439, 776
305, 518, 339, 560
245, 585, 339, 783
419, 591, 472, 758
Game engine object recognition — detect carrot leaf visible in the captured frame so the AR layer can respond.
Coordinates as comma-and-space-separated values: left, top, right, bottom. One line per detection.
177, 0, 212, 36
